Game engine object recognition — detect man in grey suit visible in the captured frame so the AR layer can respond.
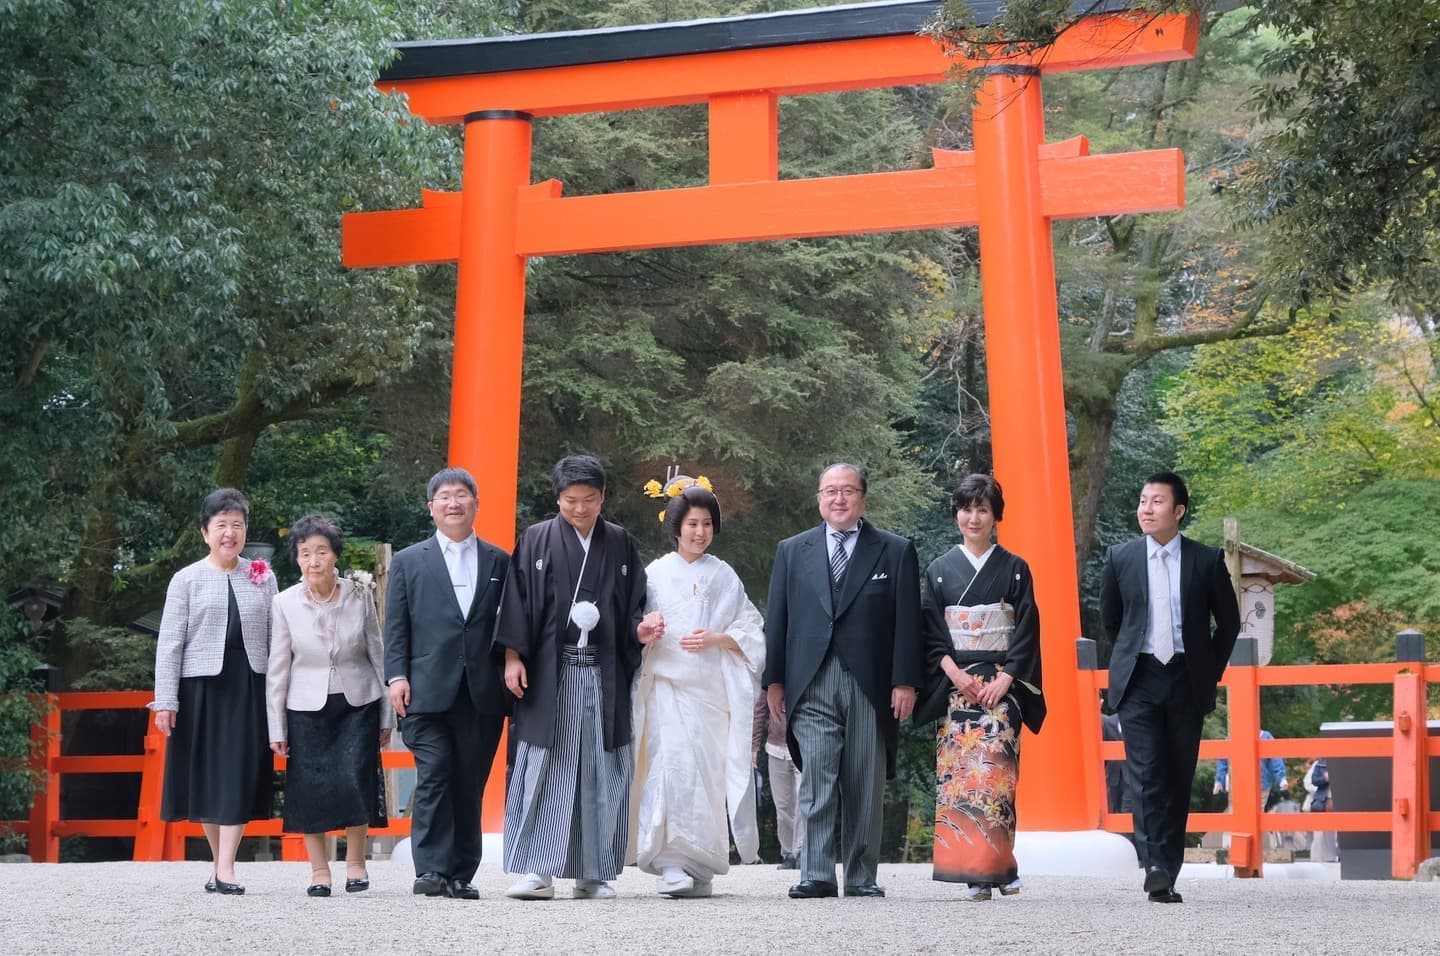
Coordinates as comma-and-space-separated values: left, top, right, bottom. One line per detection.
763, 463, 922, 899
1101, 471, 1239, 904
384, 467, 509, 900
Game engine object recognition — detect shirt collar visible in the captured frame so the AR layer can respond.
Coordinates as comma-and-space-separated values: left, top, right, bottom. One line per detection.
436, 530, 476, 553
825, 518, 863, 537
1146, 534, 1181, 560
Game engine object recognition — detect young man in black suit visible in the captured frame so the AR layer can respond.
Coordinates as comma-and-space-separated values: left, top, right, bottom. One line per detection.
384, 467, 509, 900
763, 462, 922, 899
1100, 471, 1240, 903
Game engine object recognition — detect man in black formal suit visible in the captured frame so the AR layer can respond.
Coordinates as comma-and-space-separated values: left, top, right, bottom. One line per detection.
384, 466, 509, 900
1100, 471, 1239, 903
763, 463, 922, 899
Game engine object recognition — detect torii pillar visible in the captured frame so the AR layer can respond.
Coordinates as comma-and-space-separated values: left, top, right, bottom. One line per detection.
343, 2, 1199, 836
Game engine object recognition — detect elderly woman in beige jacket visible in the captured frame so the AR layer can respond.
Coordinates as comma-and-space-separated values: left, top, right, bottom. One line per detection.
267, 514, 393, 897
152, 488, 276, 895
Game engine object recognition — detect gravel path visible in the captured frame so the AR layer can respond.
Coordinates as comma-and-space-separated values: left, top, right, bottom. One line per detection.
0, 861, 1433, 954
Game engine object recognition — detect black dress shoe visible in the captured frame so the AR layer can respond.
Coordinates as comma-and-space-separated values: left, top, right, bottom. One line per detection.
788, 879, 839, 899
447, 879, 480, 900
306, 884, 332, 897
1142, 865, 1171, 894
213, 879, 245, 896
345, 875, 370, 893
1148, 889, 1184, 903
413, 872, 448, 896
845, 882, 885, 898
776, 854, 799, 870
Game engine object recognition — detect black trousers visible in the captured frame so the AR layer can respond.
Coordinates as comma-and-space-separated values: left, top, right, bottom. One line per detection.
1117, 654, 1204, 882
400, 675, 505, 882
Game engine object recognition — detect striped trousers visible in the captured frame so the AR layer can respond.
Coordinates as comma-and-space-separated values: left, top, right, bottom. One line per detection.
792, 651, 885, 888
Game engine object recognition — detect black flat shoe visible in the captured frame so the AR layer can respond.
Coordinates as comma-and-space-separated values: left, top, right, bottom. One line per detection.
413, 872, 447, 896
788, 879, 839, 899
213, 879, 245, 896
1142, 865, 1171, 894
204, 873, 217, 893
845, 882, 885, 898
447, 879, 480, 900
345, 876, 370, 893
307, 884, 332, 897
1148, 889, 1184, 903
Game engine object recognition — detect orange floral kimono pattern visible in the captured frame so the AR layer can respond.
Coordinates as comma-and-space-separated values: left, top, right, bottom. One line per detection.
933, 685, 1021, 885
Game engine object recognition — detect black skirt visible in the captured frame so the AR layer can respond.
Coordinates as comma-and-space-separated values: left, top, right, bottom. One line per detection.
161, 583, 273, 825
281, 694, 387, 834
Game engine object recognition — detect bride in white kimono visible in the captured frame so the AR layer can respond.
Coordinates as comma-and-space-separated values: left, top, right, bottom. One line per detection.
632, 479, 765, 898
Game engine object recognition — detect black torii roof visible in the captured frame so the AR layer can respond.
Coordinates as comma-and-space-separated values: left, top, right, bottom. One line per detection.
380, 0, 1139, 81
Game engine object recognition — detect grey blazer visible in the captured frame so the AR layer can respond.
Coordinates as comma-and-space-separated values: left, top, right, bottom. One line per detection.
152, 557, 277, 712
266, 577, 394, 743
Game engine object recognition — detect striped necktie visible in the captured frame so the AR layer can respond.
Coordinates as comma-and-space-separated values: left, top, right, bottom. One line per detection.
830, 528, 856, 587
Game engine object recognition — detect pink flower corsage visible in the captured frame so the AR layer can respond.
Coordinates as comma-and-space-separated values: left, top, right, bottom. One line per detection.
248, 559, 273, 587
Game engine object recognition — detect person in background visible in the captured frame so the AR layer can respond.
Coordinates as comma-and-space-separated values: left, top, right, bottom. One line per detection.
753, 691, 805, 870
1215, 729, 1289, 849
152, 488, 276, 895
1303, 757, 1337, 862
267, 514, 392, 897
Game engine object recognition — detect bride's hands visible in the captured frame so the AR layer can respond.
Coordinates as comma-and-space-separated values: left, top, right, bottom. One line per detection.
638, 611, 666, 644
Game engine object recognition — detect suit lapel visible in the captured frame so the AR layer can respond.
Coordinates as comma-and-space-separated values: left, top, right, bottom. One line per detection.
465, 544, 496, 623
421, 537, 466, 623
803, 526, 833, 615
833, 522, 882, 619
1178, 535, 1196, 651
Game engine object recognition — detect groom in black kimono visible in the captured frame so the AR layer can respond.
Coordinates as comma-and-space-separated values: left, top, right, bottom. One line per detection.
496, 455, 654, 900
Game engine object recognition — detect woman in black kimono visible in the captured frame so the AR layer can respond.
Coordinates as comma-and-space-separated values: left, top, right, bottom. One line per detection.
916, 474, 1046, 900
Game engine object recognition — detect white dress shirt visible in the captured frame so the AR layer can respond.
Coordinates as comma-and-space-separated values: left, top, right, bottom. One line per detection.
824, 519, 862, 561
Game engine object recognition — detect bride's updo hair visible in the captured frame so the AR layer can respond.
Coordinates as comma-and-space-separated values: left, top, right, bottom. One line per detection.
663, 485, 722, 550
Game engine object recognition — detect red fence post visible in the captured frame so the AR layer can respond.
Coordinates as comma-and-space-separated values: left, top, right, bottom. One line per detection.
133, 710, 168, 861
1075, 638, 1105, 827
1392, 630, 1429, 879
1227, 638, 1263, 877
26, 693, 60, 863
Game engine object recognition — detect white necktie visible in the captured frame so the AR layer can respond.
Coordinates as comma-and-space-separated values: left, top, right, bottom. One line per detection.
449, 541, 473, 617
1153, 549, 1175, 664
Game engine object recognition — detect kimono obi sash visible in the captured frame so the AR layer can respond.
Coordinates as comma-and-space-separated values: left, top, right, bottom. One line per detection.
945, 601, 1014, 654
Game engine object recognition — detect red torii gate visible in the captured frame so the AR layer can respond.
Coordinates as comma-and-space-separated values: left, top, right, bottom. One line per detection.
343, 1, 1198, 833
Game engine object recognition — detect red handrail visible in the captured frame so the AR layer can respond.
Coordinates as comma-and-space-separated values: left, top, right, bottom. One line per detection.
1077, 631, 1435, 878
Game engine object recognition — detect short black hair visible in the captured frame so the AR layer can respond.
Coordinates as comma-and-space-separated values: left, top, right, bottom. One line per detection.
818, 462, 868, 495
427, 467, 477, 500
199, 488, 249, 530
287, 514, 343, 561
950, 473, 1005, 521
553, 455, 607, 496
1144, 471, 1190, 513
663, 485, 722, 549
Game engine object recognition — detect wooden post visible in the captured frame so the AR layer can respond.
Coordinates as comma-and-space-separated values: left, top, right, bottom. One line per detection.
133, 711, 168, 861
1392, 630, 1429, 879
26, 693, 60, 863
1228, 638, 1262, 877
1223, 517, 1242, 607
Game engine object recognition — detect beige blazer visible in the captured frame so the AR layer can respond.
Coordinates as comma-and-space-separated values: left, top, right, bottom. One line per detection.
266, 576, 394, 743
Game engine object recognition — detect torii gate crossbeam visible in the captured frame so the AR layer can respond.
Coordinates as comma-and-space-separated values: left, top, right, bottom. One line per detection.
342, 0, 1199, 836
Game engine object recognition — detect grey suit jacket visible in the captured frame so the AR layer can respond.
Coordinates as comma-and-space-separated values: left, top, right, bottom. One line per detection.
266, 577, 394, 742
1100, 534, 1241, 715
153, 557, 276, 712
383, 533, 510, 716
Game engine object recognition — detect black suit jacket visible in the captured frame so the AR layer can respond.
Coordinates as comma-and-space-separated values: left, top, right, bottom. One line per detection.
762, 520, 923, 774
1100, 534, 1240, 715
383, 534, 510, 716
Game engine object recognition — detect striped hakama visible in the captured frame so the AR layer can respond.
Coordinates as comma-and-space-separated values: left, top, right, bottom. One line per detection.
504, 646, 634, 880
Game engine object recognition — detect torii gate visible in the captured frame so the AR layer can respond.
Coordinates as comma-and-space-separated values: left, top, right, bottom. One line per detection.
343, 0, 1198, 834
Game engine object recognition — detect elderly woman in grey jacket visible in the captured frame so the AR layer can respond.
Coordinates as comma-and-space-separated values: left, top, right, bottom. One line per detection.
267, 514, 393, 897
152, 488, 277, 895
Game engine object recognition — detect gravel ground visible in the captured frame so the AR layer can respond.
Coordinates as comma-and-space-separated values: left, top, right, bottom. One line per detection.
0, 860, 1434, 954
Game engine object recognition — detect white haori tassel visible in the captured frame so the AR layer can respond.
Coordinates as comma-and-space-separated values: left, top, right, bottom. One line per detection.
570, 600, 600, 647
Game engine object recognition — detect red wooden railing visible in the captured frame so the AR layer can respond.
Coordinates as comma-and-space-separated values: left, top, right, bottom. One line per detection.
4, 690, 430, 862
1075, 631, 1437, 878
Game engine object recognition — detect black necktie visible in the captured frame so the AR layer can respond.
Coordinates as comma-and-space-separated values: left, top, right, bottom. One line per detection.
830, 528, 855, 587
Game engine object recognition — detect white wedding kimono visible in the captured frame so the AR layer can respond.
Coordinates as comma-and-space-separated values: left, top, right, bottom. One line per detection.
632, 552, 765, 880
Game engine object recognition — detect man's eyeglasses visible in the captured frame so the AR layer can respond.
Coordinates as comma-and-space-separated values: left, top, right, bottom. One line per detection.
817, 486, 863, 501
432, 493, 475, 506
